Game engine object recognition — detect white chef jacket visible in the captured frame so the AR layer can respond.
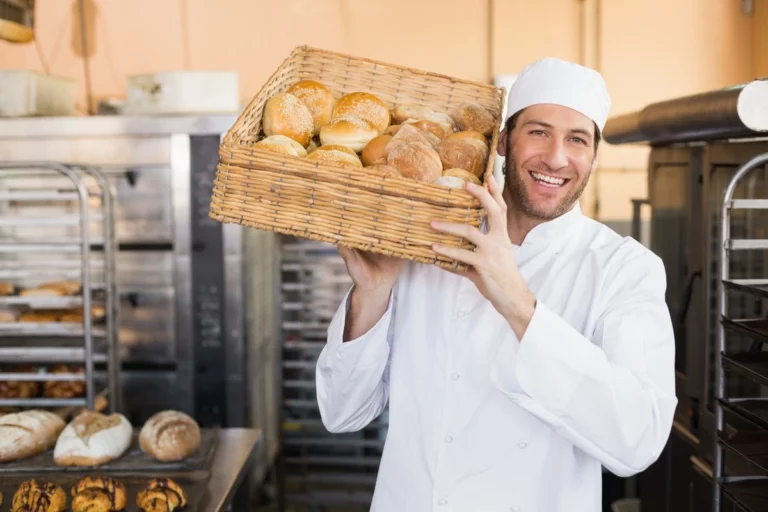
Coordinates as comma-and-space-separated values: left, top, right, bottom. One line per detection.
316, 202, 677, 512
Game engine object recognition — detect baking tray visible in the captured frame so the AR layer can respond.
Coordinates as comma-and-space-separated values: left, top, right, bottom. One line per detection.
721, 478, 768, 512
719, 399, 768, 432
723, 351, 768, 388
0, 428, 218, 474
0, 470, 211, 512
723, 317, 768, 344
723, 279, 768, 300
718, 429, 768, 475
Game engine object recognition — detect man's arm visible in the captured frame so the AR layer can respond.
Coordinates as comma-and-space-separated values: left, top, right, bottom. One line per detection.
490, 252, 677, 477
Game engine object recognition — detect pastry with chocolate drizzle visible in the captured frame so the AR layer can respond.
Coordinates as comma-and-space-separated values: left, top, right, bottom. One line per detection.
70, 476, 127, 511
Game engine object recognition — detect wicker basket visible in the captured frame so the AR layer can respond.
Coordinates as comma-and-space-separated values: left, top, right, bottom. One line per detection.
210, 46, 506, 270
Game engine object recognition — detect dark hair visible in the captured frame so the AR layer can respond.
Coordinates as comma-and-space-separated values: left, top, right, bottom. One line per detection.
504, 108, 601, 150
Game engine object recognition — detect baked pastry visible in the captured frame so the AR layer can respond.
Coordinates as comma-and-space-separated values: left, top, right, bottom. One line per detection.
435, 139, 485, 177
403, 119, 446, 139
0, 308, 20, 322
306, 148, 363, 169
21, 281, 81, 297
43, 365, 86, 399
0, 410, 65, 462
71, 476, 128, 512
0, 281, 15, 295
0, 364, 40, 399
392, 104, 456, 135
11, 480, 66, 512
319, 117, 379, 152
262, 92, 313, 148
386, 142, 443, 183
385, 124, 438, 155
59, 305, 106, 324
451, 101, 495, 136
433, 176, 468, 189
331, 92, 391, 133
287, 80, 336, 135
19, 311, 59, 323
446, 130, 490, 160
443, 168, 482, 186
254, 135, 308, 157
53, 411, 132, 466
361, 134, 393, 166
362, 165, 402, 178
136, 478, 188, 512
139, 410, 201, 462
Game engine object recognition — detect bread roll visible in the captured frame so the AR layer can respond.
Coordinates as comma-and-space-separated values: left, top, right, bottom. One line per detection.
446, 131, 490, 159
452, 102, 495, 136
385, 124, 401, 136
317, 144, 358, 157
139, 410, 201, 462
361, 135, 393, 166
0, 365, 40, 399
434, 176, 468, 189
444, 168, 482, 185
307, 148, 363, 169
332, 92, 391, 133
436, 139, 485, 177
43, 365, 86, 399
0, 281, 14, 296
385, 124, 437, 156
11, 480, 67, 512
54, 411, 132, 466
363, 165, 402, 178
319, 117, 379, 152
0, 410, 66, 462
20, 287, 66, 297
392, 104, 457, 135
262, 92, 313, 148
386, 142, 443, 182
404, 119, 446, 139
287, 80, 336, 135
307, 139, 319, 153
255, 135, 308, 157
25, 280, 81, 296
0, 308, 19, 323
19, 311, 59, 323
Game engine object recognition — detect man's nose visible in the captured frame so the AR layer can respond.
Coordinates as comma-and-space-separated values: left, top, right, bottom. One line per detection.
540, 140, 569, 170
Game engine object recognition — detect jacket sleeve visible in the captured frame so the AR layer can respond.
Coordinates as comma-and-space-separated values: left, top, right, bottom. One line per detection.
490, 251, 678, 477
316, 284, 395, 433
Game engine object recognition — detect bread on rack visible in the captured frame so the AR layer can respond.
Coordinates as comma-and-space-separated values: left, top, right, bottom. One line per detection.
59, 305, 107, 324
71, 476, 127, 512
262, 92, 314, 148
136, 478, 188, 512
0, 410, 66, 462
139, 410, 201, 462
11, 479, 67, 512
43, 365, 86, 399
21, 281, 81, 297
451, 101, 495, 136
331, 92, 391, 134
0, 308, 20, 322
19, 311, 59, 323
53, 411, 132, 466
0, 281, 15, 296
0, 364, 40, 399
287, 80, 337, 135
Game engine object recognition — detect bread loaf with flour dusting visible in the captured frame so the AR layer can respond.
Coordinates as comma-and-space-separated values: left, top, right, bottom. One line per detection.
0, 410, 65, 462
139, 410, 201, 462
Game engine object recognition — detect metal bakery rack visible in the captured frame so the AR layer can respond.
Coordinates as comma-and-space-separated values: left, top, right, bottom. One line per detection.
713, 152, 768, 511
279, 237, 388, 507
0, 162, 120, 414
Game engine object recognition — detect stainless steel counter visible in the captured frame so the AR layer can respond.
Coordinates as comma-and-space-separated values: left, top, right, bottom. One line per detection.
203, 428, 263, 511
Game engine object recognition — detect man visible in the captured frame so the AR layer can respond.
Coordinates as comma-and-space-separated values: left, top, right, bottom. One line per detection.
316, 57, 677, 511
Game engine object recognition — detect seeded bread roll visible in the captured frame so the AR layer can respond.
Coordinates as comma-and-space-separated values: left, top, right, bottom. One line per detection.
436, 139, 485, 177
319, 117, 379, 152
255, 135, 309, 157
0, 410, 66, 463
331, 92, 391, 133
262, 92, 314, 148
287, 80, 336, 135
392, 104, 457, 135
386, 142, 443, 183
139, 410, 201, 462
53, 411, 132, 467
451, 102, 495, 136
307, 148, 363, 169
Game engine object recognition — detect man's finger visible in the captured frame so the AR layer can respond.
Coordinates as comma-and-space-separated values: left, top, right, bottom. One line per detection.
432, 243, 480, 268
466, 182, 504, 231
430, 221, 485, 247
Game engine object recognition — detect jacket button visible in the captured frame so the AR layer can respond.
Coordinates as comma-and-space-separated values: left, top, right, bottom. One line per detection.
451, 373, 460, 381
438, 498, 447, 506
445, 435, 454, 443
518, 441, 528, 449
510, 507, 521, 512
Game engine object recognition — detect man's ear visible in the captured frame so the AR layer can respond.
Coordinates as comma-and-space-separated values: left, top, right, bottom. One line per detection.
591, 157, 599, 173
496, 128, 508, 157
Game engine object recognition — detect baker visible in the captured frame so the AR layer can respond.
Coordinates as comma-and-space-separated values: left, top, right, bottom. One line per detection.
316, 57, 678, 511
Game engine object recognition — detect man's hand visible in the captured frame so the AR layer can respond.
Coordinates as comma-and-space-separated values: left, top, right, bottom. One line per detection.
430, 174, 536, 340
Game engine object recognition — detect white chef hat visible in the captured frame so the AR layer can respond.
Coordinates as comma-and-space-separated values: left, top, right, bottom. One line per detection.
506, 57, 611, 133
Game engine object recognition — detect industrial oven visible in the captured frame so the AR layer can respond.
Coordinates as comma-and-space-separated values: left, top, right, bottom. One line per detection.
604, 79, 768, 512
0, 115, 281, 483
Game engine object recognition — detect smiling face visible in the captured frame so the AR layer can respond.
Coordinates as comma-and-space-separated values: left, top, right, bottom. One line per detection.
497, 103, 599, 221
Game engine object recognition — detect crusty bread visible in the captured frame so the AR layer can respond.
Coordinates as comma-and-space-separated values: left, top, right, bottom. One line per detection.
403, 119, 446, 139
446, 130, 490, 160
0, 364, 40, 399
435, 139, 485, 178
306, 148, 363, 169
0, 281, 14, 296
392, 104, 456, 135
0, 410, 66, 462
255, 135, 308, 157
433, 175, 468, 189
451, 101, 495, 136
361, 134, 393, 166
20, 288, 66, 297
43, 365, 86, 399
139, 410, 201, 462
319, 117, 379, 152
386, 142, 443, 183
287, 80, 337, 135
19, 311, 59, 323
53, 411, 132, 467
385, 124, 437, 156
331, 92, 391, 134
262, 92, 314, 148
0, 308, 19, 322
443, 168, 482, 185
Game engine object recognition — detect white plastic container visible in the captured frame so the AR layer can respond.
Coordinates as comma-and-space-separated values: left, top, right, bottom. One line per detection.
0, 70, 76, 117
125, 71, 240, 115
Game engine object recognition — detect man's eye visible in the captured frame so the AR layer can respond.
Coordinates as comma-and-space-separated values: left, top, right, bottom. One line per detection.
529, 130, 545, 136
571, 137, 587, 145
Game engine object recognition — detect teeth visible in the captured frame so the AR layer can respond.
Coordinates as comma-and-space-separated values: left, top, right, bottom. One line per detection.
531, 171, 565, 187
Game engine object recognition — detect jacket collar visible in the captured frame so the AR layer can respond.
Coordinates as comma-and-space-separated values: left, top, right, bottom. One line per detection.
514, 201, 584, 248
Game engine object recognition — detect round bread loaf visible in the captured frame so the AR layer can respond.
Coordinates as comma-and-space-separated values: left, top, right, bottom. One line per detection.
307, 148, 363, 168
385, 124, 437, 156
434, 175, 468, 189
0, 410, 66, 463
320, 117, 379, 152
361, 134, 393, 166
404, 119, 446, 139
436, 139, 485, 178
139, 410, 201, 462
451, 102, 495, 136
262, 92, 313, 147
332, 92, 391, 133
392, 104, 434, 125
363, 164, 402, 178
255, 135, 308, 157
386, 142, 442, 182
54, 411, 132, 466
446, 130, 490, 159
444, 168, 482, 185
287, 80, 336, 135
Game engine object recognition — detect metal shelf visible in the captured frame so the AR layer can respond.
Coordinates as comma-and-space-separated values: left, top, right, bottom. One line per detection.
0, 213, 104, 227
722, 317, 768, 344
723, 279, 768, 300
729, 199, 768, 209
0, 347, 107, 363
719, 398, 768, 432
0, 296, 85, 309
0, 322, 106, 337
0, 397, 87, 408
720, 477, 768, 512
0, 372, 85, 382
718, 429, 768, 475
723, 352, 768, 387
